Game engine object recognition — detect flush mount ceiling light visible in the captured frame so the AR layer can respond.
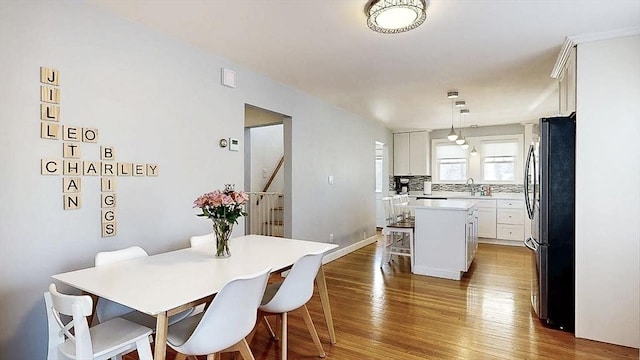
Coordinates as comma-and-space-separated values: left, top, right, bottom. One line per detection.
366, 0, 429, 34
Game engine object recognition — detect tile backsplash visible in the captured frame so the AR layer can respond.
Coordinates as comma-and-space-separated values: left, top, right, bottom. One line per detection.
389, 175, 523, 193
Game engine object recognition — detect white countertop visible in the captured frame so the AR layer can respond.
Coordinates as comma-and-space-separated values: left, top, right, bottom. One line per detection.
408, 199, 479, 211
410, 191, 524, 201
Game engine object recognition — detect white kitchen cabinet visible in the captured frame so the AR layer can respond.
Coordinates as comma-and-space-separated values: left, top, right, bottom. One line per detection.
393, 131, 429, 175
466, 208, 479, 270
559, 46, 576, 116
496, 200, 524, 242
476, 199, 497, 238
412, 199, 478, 280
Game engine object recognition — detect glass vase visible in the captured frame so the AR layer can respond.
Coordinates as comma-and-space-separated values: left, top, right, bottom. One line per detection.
212, 219, 232, 258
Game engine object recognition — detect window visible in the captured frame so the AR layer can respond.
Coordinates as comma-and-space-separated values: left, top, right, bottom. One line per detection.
435, 143, 467, 182
481, 140, 519, 182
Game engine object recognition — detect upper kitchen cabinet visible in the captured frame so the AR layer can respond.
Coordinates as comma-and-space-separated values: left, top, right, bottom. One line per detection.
394, 131, 430, 175
558, 46, 576, 115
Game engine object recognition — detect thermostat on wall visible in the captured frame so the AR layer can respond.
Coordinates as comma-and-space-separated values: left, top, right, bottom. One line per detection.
228, 138, 239, 151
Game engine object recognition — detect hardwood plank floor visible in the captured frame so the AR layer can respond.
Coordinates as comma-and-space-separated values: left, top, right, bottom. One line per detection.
135, 236, 637, 360
246, 237, 638, 360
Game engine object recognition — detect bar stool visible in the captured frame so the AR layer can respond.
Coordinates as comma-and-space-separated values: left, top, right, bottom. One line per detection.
380, 197, 414, 270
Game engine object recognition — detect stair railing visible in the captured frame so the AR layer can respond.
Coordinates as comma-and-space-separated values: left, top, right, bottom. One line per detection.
246, 192, 284, 237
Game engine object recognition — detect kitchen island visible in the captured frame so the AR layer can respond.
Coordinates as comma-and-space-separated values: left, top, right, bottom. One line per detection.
408, 199, 479, 280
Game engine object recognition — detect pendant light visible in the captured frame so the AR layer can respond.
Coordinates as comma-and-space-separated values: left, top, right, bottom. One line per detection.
447, 91, 459, 141
470, 146, 478, 156
456, 108, 468, 145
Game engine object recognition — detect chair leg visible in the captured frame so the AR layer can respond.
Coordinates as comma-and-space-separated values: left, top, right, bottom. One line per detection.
134, 338, 153, 360
224, 338, 256, 360
263, 315, 278, 339
280, 312, 287, 360
300, 305, 326, 358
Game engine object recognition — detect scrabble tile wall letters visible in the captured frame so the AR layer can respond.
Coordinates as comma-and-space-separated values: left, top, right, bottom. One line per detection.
39, 67, 159, 238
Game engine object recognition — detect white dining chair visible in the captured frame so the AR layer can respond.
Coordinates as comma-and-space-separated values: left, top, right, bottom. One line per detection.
167, 267, 271, 360
255, 250, 327, 360
94, 246, 193, 327
380, 197, 414, 270
45, 283, 153, 360
189, 232, 215, 247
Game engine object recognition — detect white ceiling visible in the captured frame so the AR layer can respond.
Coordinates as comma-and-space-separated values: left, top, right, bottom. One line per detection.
90, 0, 640, 131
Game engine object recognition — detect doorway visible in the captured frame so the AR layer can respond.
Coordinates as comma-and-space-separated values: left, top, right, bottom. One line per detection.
244, 104, 291, 237
375, 141, 386, 228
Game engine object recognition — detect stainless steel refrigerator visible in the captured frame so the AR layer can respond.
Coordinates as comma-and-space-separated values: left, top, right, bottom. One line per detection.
524, 113, 575, 331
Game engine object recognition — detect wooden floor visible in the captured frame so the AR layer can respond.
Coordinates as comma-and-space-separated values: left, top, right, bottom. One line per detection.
134, 236, 638, 360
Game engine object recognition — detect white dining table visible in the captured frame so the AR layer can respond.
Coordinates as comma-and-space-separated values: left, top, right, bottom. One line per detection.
52, 235, 338, 360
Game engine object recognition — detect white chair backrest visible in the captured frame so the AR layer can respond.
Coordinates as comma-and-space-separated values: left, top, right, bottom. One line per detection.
190, 233, 215, 247
260, 250, 325, 314
174, 267, 271, 355
94, 246, 148, 323
44, 291, 63, 360
399, 194, 409, 205
95, 246, 148, 266
381, 197, 395, 224
47, 283, 94, 359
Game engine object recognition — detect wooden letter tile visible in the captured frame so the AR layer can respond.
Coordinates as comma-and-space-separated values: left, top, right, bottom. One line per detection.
63, 177, 81, 193
101, 192, 116, 208
102, 222, 117, 237
83, 161, 100, 176
41, 122, 61, 140
146, 163, 159, 176
117, 163, 131, 176
62, 126, 80, 142
63, 160, 81, 175
40, 67, 60, 86
82, 128, 98, 143
41, 159, 61, 175
101, 177, 116, 192
133, 163, 146, 177
101, 162, 116, 176
40, 86, 60, 104
62, 143, 81, 158
63, 194, 81, 210
40, 104, 60, 121
101, 146, 115, 160
101, 209, 116, 223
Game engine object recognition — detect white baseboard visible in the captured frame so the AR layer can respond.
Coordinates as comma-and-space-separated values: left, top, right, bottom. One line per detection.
322, 235, 379, 264
479, 238, 524, 247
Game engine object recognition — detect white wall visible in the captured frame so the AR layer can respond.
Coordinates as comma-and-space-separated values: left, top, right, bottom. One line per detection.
0, 2, 391, 358
249, 124, 284, 193
575, 35, 640, 348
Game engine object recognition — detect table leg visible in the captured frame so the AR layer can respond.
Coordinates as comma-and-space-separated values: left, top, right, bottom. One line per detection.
154, 311, 169, 360
315, 265, 336, 344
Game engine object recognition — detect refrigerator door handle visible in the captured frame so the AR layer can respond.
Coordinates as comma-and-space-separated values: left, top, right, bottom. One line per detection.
524, 145, 534, 219
524, 236, 537, 251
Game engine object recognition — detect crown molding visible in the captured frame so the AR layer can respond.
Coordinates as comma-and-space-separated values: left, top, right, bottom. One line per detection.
550, 26, 640, 79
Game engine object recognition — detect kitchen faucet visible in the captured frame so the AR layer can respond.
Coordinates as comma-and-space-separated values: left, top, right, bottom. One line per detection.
466, 177, 475, 196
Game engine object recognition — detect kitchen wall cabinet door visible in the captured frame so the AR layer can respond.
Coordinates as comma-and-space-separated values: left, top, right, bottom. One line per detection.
393, 131, 429, 175
559, 47, 577, 115
393, 132, 411, 175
